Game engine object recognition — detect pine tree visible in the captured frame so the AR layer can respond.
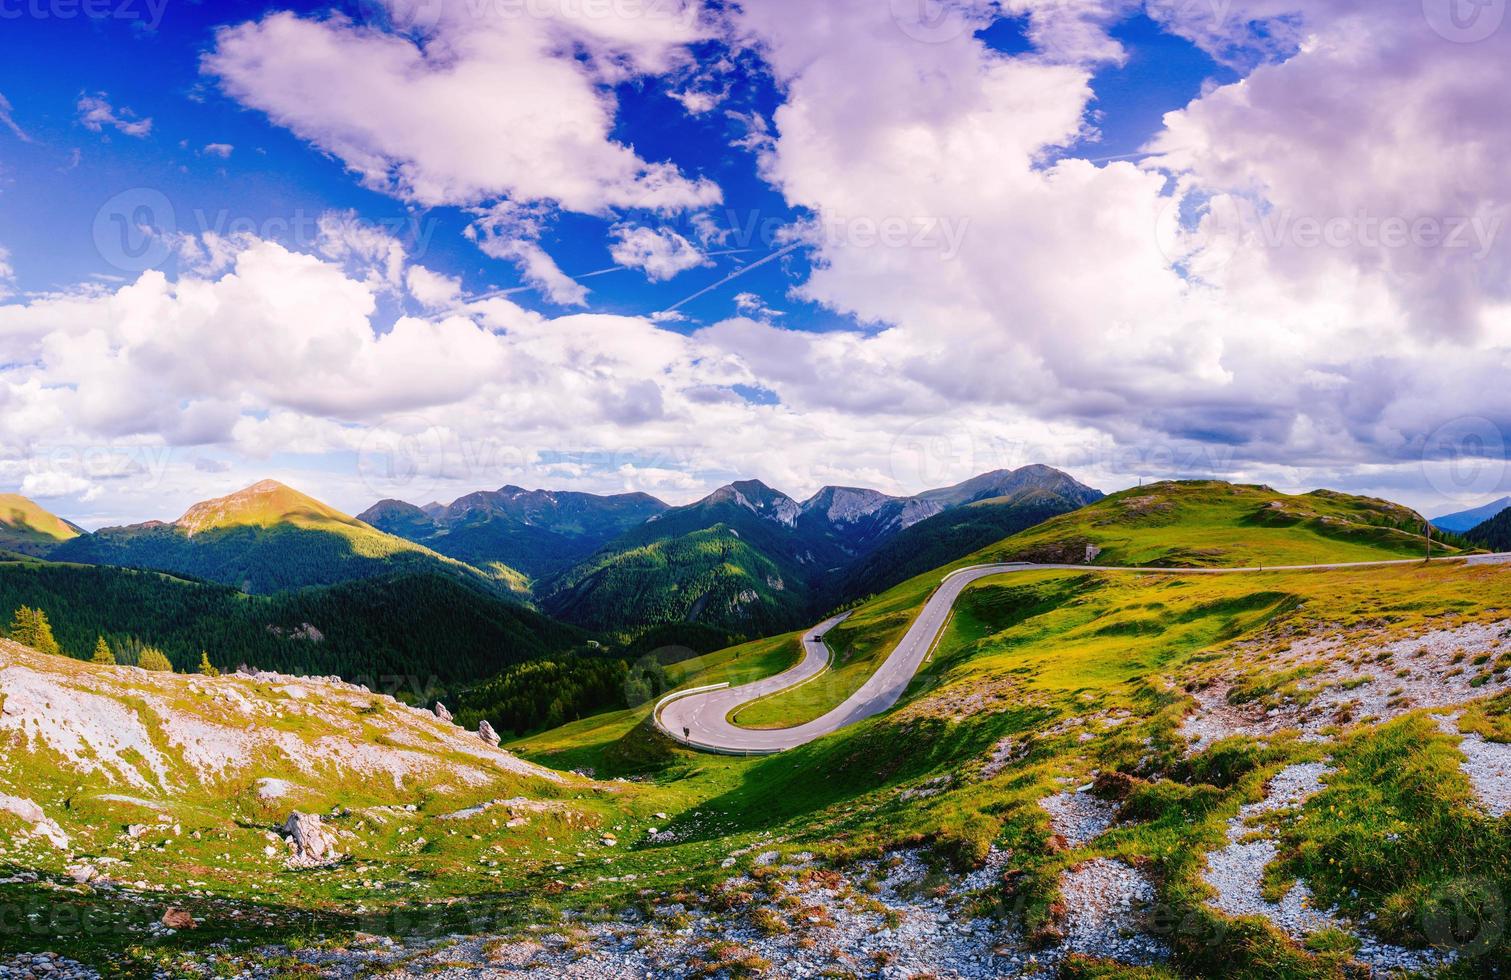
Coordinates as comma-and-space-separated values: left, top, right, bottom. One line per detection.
137, 647, 174, 672
197, 651, 220, 677
8, 606, 61, 657
91, 636, 116, 666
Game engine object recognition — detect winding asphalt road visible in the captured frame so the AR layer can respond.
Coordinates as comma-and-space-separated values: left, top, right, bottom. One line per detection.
656, 553, 1511, 755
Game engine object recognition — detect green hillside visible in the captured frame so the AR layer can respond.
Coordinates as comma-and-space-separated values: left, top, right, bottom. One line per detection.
1466, 507, 1511, 552
0, 555, 583, 694
974, 481, 1450, 568
735, 480, 1455, 730
54, 480, 528, 598
6, 481, 1511, 978
505, 560, 1511, 979
0, 493, 81, 557
543, 523, 811, 642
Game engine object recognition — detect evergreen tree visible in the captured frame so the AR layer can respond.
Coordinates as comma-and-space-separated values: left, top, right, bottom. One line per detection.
91, 636, 116, 665
137, 647, 174, 672
197, 651, 220, 677
7, 605, 61, 657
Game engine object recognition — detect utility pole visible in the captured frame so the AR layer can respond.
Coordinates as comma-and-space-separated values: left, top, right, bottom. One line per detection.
1425, 521, 1433, 562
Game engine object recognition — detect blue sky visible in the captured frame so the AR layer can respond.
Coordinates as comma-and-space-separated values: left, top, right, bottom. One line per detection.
0, 1, 1218, 322
0, 0, 1507, 525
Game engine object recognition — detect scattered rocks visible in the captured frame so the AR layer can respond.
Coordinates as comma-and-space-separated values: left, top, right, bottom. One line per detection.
1055, 858, 1169, 965
1435, 714, 1511, 818
1200, 762, 1456, 974
1184, 618, 1511, 752
1203, 762, 1333, 933
255, 777, 296, 802
0, 953, 100, 979
1040, 788, 1118, 847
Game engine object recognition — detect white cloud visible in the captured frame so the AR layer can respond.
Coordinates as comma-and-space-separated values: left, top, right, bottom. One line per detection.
6, 2, 1509, 518
0, 92, 31, 142
315, 211, 407, 292
405, 265, 463, 310
0, 246, 13, 301
76, 93, 153, 138
203, 7, 720, 215
21, 471, 93, 499
609, 225, 710, 282
203, 143, 234, 158
717, 0, 1511, 487
0, 229, 1116, 515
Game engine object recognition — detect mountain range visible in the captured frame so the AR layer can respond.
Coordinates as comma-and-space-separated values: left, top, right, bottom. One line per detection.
2, 466, 1104, 648
51, 480, 528, 598
358, 486, 668, 579
1432, 496, 1511, 533
534, 466, 1104, 639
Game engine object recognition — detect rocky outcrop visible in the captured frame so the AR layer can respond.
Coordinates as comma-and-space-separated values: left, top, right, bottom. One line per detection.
281, 812, 340, 868
0, 794, 70, 850
434, 701, 454, 724
479, 720, 501, 746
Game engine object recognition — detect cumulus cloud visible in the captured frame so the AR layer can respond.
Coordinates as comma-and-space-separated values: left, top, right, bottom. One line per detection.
405, 265, 463, 310
7, 1, 1510, 516
203, 6, 719, 214
719, 0, 1511, 497
0, 229, 1122, 514
76, 93, 153, 138
610, 225, 710, 281
203, 143, 234, 158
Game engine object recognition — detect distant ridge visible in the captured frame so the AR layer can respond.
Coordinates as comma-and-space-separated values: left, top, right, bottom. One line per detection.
540, 465, 1104, 640
359, 486, 669, 580
52, 480, 528, 597
1433, 496, 1511, 533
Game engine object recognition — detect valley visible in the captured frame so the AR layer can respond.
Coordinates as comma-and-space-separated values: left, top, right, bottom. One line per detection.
2, 476, 1509, 977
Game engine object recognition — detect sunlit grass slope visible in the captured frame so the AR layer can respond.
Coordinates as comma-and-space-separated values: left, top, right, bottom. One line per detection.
734, 480, 1455, 728
0, 493, 81, 557
975, 480, 1451, 568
